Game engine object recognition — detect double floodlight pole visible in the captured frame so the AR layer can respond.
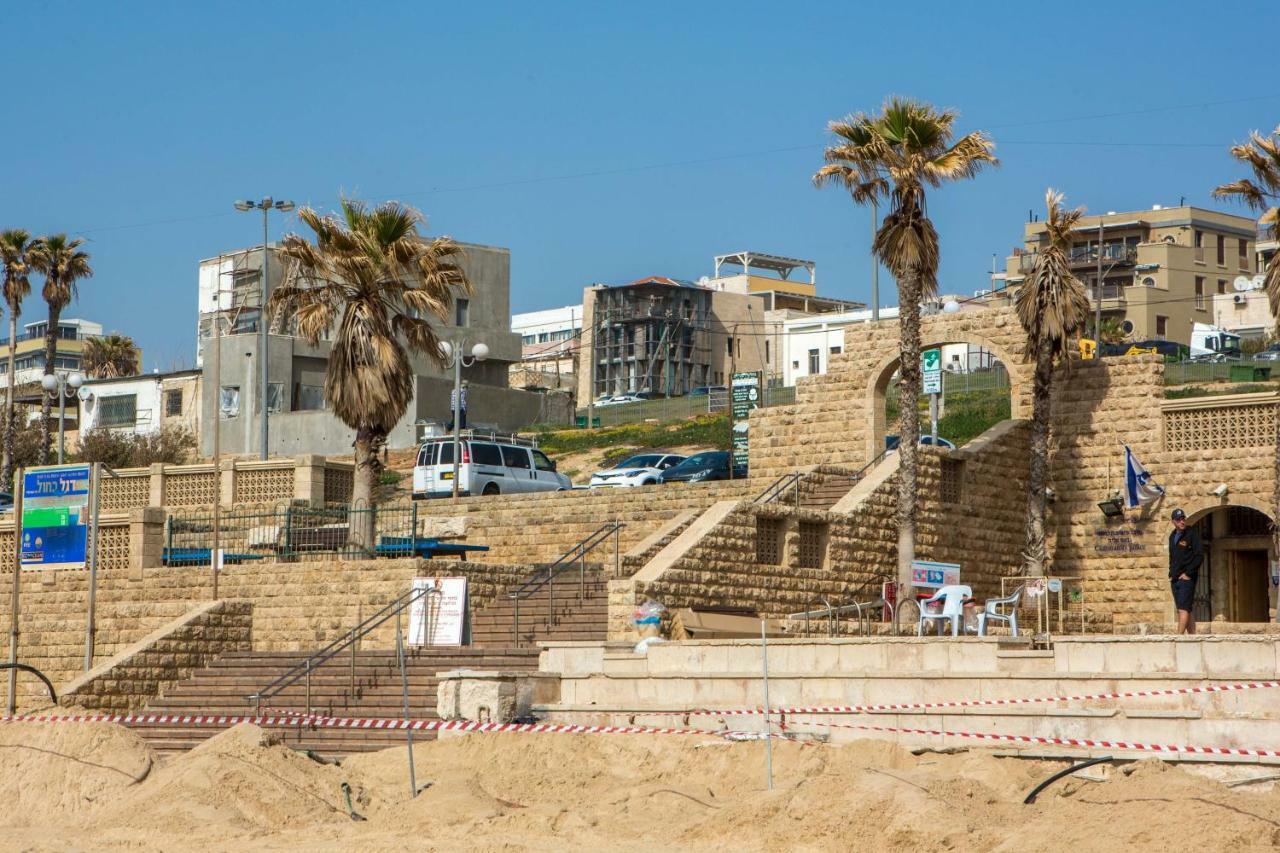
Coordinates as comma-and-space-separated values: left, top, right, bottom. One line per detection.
438, 339, 490, 505
233, 197, 295, 460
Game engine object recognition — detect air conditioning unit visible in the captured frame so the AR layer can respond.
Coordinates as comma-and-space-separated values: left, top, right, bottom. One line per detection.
1121, 319, 1135, 336
1234, 293, 1247, 305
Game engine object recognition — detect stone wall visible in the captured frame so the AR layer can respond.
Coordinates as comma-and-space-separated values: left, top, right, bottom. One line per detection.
61, 600, 253, 712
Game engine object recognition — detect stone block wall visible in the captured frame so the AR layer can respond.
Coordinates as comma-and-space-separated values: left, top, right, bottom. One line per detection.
61, 600, 253, 712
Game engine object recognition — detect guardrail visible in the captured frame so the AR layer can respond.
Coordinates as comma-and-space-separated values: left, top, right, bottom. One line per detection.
787, 594, 895, 637
510, 521, 623, 644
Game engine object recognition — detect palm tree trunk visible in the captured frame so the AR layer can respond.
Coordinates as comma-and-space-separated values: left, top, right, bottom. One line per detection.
896, 272, 924, 593
39, 305, 60, 466
1, 311, 14, 486
1022, 346, 1053, 577
350, 425, 383, 549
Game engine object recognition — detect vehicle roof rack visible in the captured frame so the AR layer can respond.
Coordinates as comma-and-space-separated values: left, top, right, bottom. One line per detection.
422, 428, 539, 448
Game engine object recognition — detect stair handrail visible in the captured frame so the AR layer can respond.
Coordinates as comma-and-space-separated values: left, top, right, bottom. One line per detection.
508, 521, 624, 601
246, 584, 443, 712
754, 473, 804, 504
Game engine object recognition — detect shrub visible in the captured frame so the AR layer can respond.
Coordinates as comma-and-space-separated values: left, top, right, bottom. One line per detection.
76, 425, 196, 468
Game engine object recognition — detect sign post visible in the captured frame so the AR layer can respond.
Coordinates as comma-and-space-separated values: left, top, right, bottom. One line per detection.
21, 464, 92, 572
922, 349, 942, 445
6, 468, 21, 714
731, 371, 761, 478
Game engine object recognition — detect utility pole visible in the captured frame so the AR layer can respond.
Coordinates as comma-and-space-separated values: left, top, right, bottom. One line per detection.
871, 198, 880, 322
728, 324, 737, 481
1095, 220, 1104, 342
211, 271, 223, 601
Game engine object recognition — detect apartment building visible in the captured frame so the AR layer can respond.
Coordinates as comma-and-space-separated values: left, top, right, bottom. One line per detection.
80, 369, 202, 438
0, 318, 104, 389
510, 304, 581, 390
989, 205, 1258, 346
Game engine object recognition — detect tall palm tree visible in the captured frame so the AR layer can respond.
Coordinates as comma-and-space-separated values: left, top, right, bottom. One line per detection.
1014, 190, 1092, 577
1214, 124, 1280, 559
28, 234, 93, 464
814, 97, 996, 592
269, 198, 469, 544
83, 333, 141, 378
0, 230, 30, 484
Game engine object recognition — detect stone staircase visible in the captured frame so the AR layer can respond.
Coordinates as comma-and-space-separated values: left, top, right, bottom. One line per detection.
470, 568, 609, 648
124, 646, 541, 757
795, 474, 861, 511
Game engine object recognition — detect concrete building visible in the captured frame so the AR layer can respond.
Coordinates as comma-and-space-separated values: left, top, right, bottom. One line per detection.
80, 369, 202, 438
510, 304, 580, 391
577, 252, 863, 401
0, 318, 104, 389
198, 241, 567, 458
989, 205, 1258, 346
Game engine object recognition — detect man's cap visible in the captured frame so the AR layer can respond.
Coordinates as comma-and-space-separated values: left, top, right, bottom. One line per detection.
1171, 508, 1186, 521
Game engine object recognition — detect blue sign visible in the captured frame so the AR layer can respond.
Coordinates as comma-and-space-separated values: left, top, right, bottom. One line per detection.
21, 465, 91, 570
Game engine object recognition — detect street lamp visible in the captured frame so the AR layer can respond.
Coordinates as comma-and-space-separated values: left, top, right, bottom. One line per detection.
41, 371, 83, 465
233, 196, 295, 460
438, 340, 489, 503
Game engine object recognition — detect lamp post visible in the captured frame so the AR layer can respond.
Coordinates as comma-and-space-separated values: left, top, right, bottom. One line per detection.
233, 197, 295, 460
438, 340, 489, 504
41, 371, 83, 464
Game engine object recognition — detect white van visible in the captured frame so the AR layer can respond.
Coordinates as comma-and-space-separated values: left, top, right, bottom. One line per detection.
412, 431, 571, 498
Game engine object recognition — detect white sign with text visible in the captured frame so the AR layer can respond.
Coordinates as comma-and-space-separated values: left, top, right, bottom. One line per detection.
408, 577, 468, 646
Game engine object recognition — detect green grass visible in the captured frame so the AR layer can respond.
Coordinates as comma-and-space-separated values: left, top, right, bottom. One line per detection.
886, 387, 1012, 448
1164, 383, 1273, 399
530, 413, 730, 456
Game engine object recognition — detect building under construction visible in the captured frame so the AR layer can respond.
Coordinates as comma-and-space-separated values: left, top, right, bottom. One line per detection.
585, 277, 715, 398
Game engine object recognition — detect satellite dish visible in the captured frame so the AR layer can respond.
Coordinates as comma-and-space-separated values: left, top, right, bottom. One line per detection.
77, 388, 94, 403
1234, 276, 1251, 291
1253, 274, 1267, 290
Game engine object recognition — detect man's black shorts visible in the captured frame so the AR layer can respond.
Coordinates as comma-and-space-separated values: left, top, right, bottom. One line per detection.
1171, 578, 1196, 611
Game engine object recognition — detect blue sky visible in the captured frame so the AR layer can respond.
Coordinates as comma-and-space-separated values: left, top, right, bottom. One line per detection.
2, 0, 1277, 368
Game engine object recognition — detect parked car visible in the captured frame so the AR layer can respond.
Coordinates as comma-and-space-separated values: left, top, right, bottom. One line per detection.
589, 453, 686, 488
885, 435, 957, 450
689, 385, 727, 397
0, 492, 12, 511
593, 395, 625, 407
412, 433, 570, 498
1253, 350, 1280, 362
658, 451, 746, 484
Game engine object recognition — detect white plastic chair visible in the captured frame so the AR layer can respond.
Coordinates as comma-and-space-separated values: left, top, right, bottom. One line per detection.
917, 585, 973, 637
977, 586, 1023, 637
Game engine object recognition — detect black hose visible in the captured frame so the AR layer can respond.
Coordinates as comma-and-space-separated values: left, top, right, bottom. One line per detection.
1023, 756, 1114, 804
341, 782, 366, 821
0, 663, 57, 705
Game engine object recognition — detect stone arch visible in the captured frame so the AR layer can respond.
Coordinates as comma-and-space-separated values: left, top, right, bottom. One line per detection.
1182, 503, 1275, 623
864, 328, 1031, 459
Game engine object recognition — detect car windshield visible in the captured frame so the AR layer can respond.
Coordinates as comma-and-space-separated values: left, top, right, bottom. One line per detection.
616, 454, 663, 469
670, 452, 722, 472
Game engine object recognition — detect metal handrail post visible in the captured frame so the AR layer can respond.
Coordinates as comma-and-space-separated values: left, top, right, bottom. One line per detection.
349, 629, 356, 696
513, 596, 520, 646
395, 606, 418, 797
614, 523, 620, 577
850, 601, 863, 638
548, 562, 555, 630
579, 543, 585, 601
305, 659, 312, 714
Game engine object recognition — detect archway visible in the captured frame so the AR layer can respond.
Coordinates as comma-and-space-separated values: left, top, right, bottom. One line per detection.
865, 332, 1029, 459
1186, 504, 1275, 623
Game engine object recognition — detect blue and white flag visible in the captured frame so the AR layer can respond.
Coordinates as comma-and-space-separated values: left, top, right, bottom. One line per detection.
1124, 446, 1165, 509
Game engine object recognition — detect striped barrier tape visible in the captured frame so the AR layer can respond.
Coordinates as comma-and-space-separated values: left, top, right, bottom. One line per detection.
783, 717, 1280, 760
684, 679, 1280, 719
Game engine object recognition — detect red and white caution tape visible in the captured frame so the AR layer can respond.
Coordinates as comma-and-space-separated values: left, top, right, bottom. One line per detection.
685, 679, 1280, 719
783, 718, 1280, 759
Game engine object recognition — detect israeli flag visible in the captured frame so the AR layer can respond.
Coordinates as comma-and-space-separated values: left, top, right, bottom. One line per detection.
1124, 446, 1165, 509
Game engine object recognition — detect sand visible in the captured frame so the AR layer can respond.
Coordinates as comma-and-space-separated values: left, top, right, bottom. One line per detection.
1, 723, 1278, 851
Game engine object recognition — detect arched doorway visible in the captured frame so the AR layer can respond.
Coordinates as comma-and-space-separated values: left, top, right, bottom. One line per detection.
1188, 505, 1275, 623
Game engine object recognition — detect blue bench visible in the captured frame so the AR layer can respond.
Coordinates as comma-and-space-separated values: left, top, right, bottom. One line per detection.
162, 548, 269, 567
375, 536, 489, 560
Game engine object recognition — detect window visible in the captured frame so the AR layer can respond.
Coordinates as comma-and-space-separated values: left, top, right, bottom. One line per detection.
99, 394, 137, 428
1194, 230, 1205, 263
471, 443, 502, 466
795, 521, 828, 569
1155, 316, 1168, 339
1218, 279, 1228, 295
1217, 234, 1225, 266
266, 382, 284, 413
791, 361, 799, 370
1240, 238, 1250, 269
830, 346, 842, 355
755, 517, 784, 565
501, 445, 530, 469
164, 388, 183, 417
808, 348, 820, 375
455, 298, 470, 327
726, 338, 734, 356
1194, 277, 1205, 310
941, 459, 965, 503
295, 384, 325, 411
219, 386, 240, 418
532, 450, 556, 472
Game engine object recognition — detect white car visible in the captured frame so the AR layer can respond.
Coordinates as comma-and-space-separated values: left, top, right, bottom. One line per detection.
413, 434, 571, 498
589, 453, 686, 488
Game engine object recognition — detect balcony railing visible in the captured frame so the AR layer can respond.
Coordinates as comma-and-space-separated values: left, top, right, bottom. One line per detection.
1086, 284, 1126, 302
1069, 245, 1138, 266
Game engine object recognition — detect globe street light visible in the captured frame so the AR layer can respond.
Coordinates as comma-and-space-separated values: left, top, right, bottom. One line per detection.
42, 370, 84, 464
439, 340, 489, 503
234, 197, 295, 460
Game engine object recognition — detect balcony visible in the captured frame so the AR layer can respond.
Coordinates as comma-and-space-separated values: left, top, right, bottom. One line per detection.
1086, 284, 1126, 304
1069, 245, 1138, 267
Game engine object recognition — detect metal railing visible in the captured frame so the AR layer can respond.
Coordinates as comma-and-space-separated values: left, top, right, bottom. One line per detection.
246, 584, 442, 713
510, 521, 623, 645
754, 473, 805, 505
579, 385, 796, 428
756, 448, 895, 508
787, 594, 895, 637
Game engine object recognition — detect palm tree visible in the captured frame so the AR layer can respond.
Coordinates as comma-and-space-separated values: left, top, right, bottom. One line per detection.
1214, 125, 1280, 560
814, 97, 996, 592
28, 235, 93, 464
1014, 190, 1092, 577
269, 198, 469, 544
83, 333, 140, 378
0, 230, 30, 484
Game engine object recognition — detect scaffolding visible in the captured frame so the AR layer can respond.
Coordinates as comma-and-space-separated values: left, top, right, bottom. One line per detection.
590, 278, 713, 398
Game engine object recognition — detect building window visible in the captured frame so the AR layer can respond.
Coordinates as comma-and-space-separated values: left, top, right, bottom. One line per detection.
164, 389, 183, 417
795, 521, 828, 569
808, 349, 820, 375
295, 384, 325, 411
455, 298, 469, 327
1240, 238, 1250, 269
755, 516, 784, 566
1218, 279, 1228, 295
726, 338, 733, 356
1217, 234, 1226, 266
1194, 277, 1205, 310
940, 459, 965, 504
791, 360, 799, 370
267, 382, 285, 413
1194, 230, 1205, 263
1155, 316, 1168, 339
220, 386, 240, 418
99, 395, 137, 428
830, 346, 842, 355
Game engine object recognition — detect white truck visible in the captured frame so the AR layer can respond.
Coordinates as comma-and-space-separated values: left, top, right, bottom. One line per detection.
1190, 322, 1241, 360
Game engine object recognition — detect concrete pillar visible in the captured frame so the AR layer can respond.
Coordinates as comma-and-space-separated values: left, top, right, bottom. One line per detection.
220, 458, 236, 506
148, 463, 166, 508
293, 455, 327, 506
129, 507, 166, 577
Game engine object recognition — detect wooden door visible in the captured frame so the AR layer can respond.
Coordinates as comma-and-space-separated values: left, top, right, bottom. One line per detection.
1228, 551, 1270, 622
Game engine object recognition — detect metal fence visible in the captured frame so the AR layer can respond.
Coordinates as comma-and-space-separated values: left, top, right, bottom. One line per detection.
1163, 357, 1279, 387
164, 504, 479, 565
577, 386, 797, 427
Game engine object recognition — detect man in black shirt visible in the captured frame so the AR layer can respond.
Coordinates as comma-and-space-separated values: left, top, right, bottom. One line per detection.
1168, 508, 1203, 635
